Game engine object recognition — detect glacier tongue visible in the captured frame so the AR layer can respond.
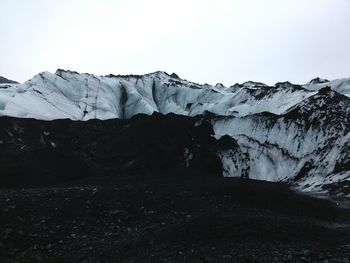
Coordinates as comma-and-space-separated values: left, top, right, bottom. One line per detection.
0, 69, 319, 120
0, 69, 350, 196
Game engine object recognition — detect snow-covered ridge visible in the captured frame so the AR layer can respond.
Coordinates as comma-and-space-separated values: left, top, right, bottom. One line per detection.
2, 69, 348, 121
0, 69, 350, 196
213, 88, 350, 195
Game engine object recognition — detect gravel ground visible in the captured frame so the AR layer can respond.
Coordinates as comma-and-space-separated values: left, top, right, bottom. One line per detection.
0, 170, 349, 263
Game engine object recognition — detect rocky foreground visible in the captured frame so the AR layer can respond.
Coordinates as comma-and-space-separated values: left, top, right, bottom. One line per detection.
1, 172, 350, 263
0, 112, 349, 262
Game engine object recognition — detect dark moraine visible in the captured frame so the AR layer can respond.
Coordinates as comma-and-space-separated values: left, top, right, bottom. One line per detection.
0, 113, 349, 262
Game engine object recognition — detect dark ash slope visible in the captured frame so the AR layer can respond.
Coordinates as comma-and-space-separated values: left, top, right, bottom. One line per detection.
0, 114, 349, 262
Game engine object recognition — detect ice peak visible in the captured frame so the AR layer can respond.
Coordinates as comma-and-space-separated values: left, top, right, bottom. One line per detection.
215, 83, 225, 88
309, 77, 330, 84
170, 73, 180, 79
275, 81, 293, 88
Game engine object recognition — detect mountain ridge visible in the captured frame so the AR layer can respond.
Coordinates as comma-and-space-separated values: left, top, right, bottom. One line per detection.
0, 69, 349, 196
0, 75, 18, 84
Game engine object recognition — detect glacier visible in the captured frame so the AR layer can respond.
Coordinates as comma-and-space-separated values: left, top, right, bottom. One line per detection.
0, 69, 350, 196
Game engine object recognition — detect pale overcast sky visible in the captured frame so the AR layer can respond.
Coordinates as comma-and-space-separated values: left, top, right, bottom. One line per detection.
0, 0, 349, 85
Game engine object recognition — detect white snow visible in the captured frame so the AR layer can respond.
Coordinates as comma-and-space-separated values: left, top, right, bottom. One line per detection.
0, 70, 320, 120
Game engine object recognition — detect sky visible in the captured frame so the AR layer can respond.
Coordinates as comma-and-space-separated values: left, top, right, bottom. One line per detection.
0, 0, 349, 85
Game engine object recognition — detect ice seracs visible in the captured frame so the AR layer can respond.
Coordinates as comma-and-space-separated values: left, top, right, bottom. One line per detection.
0, 69, 317, 120
213, 87, 350, 195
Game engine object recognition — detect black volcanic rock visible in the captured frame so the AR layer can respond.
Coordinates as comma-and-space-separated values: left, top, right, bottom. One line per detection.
0, 113, 223, 187
0, 76, 18, 84
0, 113, 349, 263
170, 72, 180, 79
284, 87, 350, 127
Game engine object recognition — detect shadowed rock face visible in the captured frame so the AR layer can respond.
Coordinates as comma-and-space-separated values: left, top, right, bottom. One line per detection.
0, 113, 223, 187
0, 76, 18, 84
